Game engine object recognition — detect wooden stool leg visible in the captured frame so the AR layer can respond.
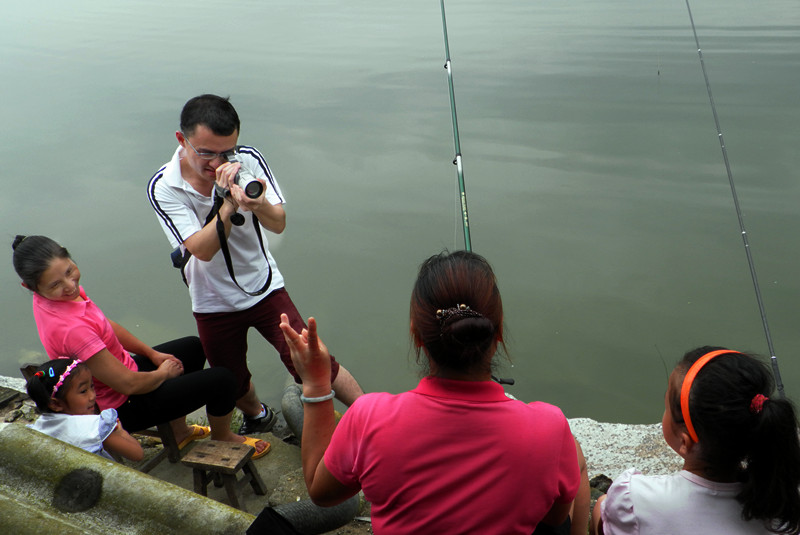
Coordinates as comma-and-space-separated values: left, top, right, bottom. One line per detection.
222, 474, 240, 509
157, 423, 181, 463
193, 469, 209, 496
242, 461, 267, 495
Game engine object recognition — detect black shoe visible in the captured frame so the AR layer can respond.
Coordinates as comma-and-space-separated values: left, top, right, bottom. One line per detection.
239, 403, 278, 435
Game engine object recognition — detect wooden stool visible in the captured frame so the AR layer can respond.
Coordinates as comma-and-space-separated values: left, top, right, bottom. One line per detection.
181, 440, 267, 510
135, 424, 182, 473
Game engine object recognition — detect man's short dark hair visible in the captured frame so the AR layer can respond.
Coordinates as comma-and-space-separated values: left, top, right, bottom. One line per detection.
180, 94, 240, 137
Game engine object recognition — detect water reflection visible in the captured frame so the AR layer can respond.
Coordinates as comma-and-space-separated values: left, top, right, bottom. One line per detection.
2, 0, 798, 423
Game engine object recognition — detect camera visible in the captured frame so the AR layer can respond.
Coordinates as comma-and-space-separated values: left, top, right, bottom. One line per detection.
224, 150, 264, 199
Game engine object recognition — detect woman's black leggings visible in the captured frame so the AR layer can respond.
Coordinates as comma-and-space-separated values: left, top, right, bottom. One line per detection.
115, 336, 237, 432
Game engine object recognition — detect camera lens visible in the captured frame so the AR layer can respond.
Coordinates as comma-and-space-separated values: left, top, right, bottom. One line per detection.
243, 180, 264, 199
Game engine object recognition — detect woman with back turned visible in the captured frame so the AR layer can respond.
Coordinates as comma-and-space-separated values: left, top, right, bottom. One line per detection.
278, 251, 583, 534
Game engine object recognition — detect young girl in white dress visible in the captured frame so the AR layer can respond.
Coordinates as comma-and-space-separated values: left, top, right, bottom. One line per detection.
26, 358, 144, 462
592, 346, 800, 535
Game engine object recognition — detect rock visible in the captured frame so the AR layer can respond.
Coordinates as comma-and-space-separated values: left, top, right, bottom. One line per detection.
568, 417, 683, 479
269, 466, 308, 505
52, 468, 104, 513
589, 474, 613, 494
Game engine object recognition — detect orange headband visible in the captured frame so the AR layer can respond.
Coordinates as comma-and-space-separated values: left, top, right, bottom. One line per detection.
680, 349, 741, 442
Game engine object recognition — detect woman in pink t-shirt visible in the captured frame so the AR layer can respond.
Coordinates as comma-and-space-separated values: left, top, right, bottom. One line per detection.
12, 234, 269, 457
276, 251, 589, 535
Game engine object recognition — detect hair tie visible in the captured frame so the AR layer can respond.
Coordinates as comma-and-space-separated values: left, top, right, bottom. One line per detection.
51, 360, 80, 398
750, 393, 769, 414
435, 304, 483, 334
436, 304, 482, 322
34, 371, 44, 378
680, 349, 742, 443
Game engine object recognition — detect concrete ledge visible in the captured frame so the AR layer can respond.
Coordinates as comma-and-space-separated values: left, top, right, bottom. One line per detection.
0, 423, 255, 534
569, 417, 682, 477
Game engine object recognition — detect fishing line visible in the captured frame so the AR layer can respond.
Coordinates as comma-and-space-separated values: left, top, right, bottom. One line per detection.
684, 0, 785, 398
439, 0, 472, 252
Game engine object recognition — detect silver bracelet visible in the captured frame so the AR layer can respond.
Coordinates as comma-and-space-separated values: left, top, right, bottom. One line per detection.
300, 389, 336, 404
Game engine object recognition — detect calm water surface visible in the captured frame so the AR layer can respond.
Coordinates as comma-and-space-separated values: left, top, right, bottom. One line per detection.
2, 0, 799, 423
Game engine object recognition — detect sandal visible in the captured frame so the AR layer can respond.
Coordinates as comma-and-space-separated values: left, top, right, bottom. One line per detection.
242, 436, 271, 460
177, 425, 211, 450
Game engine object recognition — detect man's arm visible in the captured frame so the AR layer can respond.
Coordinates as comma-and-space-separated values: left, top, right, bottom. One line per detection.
182, 198, 238, 261
247, 196, 286, 234
229, 151, 286, 234
186, 160, 285, 260
227, 161, 285, 233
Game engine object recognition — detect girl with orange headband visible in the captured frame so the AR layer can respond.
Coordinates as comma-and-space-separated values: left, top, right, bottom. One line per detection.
591, 346, 800, 535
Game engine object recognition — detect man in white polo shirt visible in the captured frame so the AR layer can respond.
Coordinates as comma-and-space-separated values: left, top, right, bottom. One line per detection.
147, 94, 363, 434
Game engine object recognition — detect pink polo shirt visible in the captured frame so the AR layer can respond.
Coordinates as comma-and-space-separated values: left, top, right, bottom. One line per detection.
32, 287, 137, 410
325, 376, 580, 534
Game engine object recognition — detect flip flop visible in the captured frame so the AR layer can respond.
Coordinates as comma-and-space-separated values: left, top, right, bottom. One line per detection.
177, 425, 211, 450
242, 436, 271, 460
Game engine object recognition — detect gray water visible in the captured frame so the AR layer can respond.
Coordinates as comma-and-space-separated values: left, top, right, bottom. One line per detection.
2, 0, 799, 423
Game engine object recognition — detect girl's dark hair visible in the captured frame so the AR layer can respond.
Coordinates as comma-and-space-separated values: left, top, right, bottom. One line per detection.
26, 358, 87, 413
180, 94, 240, 137
410, 251, 505, 375
669, 346, 800, 534
12, 235, 71, 292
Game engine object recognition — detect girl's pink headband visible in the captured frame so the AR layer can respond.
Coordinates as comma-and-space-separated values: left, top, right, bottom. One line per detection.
51, 360, 80, 398
680, 349, 742, 443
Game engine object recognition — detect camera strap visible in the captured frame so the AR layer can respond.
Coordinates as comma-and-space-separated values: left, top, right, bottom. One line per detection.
174, 192, 224, 286
214, 209, 273, 296
176, 190, 272, 296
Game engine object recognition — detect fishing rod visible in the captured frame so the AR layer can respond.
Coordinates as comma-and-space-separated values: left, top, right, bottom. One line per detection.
439, 0, 472, 252
684, 0, 785, 398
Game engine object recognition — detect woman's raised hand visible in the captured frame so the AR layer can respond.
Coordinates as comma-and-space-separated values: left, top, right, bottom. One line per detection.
279, 313, 331, 393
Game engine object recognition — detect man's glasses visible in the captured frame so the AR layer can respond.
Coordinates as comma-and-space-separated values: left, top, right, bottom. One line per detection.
183, 134, 233, 161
